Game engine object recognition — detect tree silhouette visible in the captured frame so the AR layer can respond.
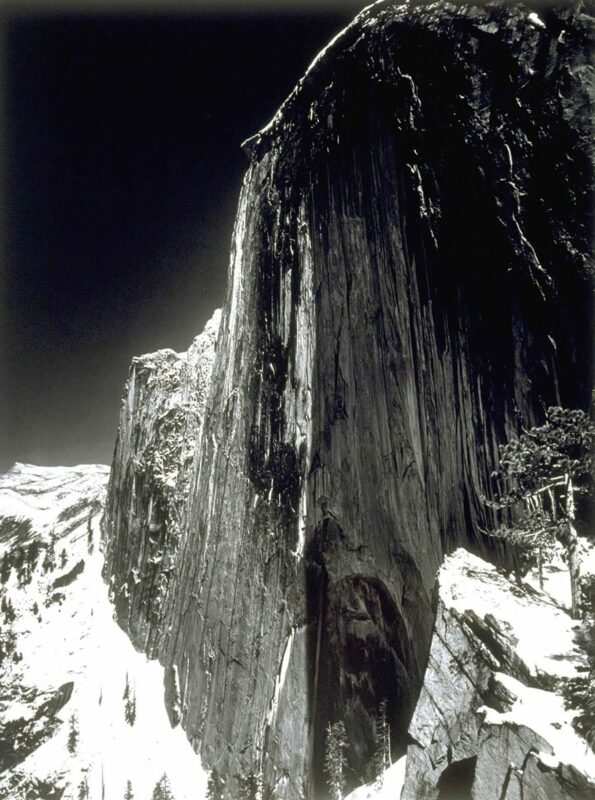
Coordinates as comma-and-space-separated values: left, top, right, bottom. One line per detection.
324, 720, 348, 800
237, 769, 262, 800
67, 713, 79, 754
206, 768, 225, 800
484, 407, 594, 616
151, 773, 174, 800
123, 673, 137, 725
372, 699, 391, 788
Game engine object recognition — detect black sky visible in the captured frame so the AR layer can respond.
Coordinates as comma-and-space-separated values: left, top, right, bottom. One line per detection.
0, 2, 366, 472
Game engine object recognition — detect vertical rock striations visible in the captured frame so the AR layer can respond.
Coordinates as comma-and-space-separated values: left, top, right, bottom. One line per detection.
103, 1, 593, 797
103, 310, 221, 657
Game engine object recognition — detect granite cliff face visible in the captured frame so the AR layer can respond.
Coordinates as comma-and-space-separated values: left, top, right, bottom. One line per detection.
103, 310, 220, 658
103, 1, 593, 797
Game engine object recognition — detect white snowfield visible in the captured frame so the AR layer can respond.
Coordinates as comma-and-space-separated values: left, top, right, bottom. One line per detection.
439, 549, 585, 682
0, 463, 208, 800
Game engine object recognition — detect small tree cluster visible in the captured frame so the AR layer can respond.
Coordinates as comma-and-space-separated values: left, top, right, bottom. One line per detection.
206, 768, 225, 800
0, 628, 18, 667
0, 553, 12, 584
1, 594, 16, 624
13, 541, 41, 587
123, 673, 137, 725
151, 773, 174, 800
78, 776, 90, 799
11, 545, 34, 587
580, 575, 595, 618
562, 671, 595, 748
484, 407, 594, 617
372, 699, 391, 789
324, 720, 348, 800
43, 532, 58, 573
25, 540, 41, 580
67, 713, 79, 754
562, 586, 595, 749
237, 769, 262, 800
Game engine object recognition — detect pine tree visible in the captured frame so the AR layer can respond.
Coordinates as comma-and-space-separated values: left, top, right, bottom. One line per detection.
124, 779, 134, 800
3, 597, 16, 624
324, 720, 348, 800
0, 553, 11, 584
206, 768, 225, 800
60, 548, 68, 569
125, 689, 137, 725
27, 540, 41, 569
123, 674, 137, 725
237, 769, 262, 800
43, 532, 57, 573
373, 699, 391, 789
78, 776, 89, 799
67, 713, 79, 754
151, 773, 174, 800
484, 407, 594, 616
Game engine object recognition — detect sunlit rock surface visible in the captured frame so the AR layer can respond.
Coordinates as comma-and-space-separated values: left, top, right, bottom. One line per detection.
402, 549, 595, 800
102, 309, 221, 656
103, 1, 593, 796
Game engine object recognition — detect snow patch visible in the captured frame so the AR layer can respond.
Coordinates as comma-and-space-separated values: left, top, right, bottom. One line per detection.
266, 629, 294, 727
439, 549, 582, 680
527, 11, 546, 29
345, 756, 407, 800
479, 672, 595, 781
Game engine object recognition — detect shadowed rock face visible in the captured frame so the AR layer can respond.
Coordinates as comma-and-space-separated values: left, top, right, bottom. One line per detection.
103, 1, 592, 797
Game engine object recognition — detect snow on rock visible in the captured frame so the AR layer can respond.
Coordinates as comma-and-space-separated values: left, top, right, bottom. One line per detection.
401, 548, 595, 800
0, 463, 108, 543
0, 463, 207, 800
345, 756, 407, 800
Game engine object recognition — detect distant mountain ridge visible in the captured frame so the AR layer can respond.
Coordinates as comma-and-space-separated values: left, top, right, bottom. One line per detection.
0, 462, 207, 800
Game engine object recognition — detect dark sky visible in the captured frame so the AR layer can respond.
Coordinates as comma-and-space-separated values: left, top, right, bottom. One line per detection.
0, 2, 366, 471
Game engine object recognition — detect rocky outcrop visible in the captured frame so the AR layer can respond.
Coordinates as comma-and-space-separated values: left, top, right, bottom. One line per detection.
402, 548, 595, 800
102, 310, 220, 656
103, 1, 593, 796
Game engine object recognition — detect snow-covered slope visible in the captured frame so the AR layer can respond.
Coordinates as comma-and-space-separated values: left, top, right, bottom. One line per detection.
0, 463, 207, 800
402, 548, 595, 800
344, 757, 406, 800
